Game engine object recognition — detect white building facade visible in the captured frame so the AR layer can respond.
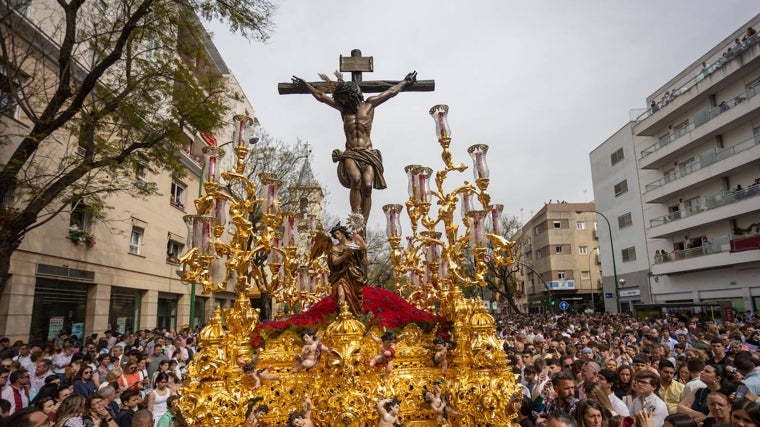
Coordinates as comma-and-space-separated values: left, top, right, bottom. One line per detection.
590, 123, 652, 313
591, 14, 760, 315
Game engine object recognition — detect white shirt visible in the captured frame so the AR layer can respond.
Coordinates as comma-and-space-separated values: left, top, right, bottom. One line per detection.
625, 393, 668, 427
683, 377, 707, 397
609, 392, 630, 417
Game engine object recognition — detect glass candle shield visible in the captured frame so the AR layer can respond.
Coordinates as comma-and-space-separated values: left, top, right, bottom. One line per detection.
383, 204, 403, 239
467, 144, 490, 180
429, 104, 450, 139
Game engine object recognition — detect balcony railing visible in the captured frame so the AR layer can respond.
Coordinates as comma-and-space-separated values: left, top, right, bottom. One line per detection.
653, 234, 731, 264
649, 185, 760, 228
636, 34, 760, 122
640, 83, 760, 158
644, 134, 760, 192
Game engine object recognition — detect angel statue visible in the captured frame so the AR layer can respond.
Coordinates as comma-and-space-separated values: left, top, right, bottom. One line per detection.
310, 222, 368, 315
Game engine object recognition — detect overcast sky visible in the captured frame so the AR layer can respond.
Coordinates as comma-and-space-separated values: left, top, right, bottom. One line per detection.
206, 1, 760, 230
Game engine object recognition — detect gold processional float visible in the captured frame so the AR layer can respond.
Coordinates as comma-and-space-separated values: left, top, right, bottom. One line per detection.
176, 106, 520, 426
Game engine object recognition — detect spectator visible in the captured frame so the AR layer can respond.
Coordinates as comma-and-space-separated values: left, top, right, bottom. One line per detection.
683, 358, 707, 397
575, 398, 610, 427
52, 345, 74, 381
52, 394, 86, 427
132, 409, 153, 427
658, 359, 685, 414
0, 369, 30, 415
535, 371, 578, 420
1, 407, 48, 427
0, 399, 9, 419
677, 363, 724, 424
116, 389, 142, 427
71, 366, 96, 397
625, 370, 668, 427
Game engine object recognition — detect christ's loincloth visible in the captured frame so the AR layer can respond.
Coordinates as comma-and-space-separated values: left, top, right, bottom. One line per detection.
332, 147, 388, 190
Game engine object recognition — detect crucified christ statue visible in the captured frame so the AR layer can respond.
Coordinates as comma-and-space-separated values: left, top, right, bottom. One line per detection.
290, 71, 416, 225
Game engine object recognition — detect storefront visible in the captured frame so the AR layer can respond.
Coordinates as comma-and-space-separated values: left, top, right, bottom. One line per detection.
157, 293, 178, 331
31, 279, 89, 343
109, 287, 141, 334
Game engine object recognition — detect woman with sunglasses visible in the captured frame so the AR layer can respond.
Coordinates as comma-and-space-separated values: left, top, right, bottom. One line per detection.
71, 366, 97, 397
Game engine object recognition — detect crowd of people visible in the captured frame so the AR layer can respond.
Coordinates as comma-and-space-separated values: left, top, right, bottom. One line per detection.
499, 311, 760, 427
7, 309, 760, 426
0, 328, 195, 427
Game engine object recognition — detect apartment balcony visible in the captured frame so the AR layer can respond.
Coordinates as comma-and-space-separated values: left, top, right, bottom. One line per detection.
652, 234, 760, 275
634, 36, 760, 136
643, 134, 760, 204
179, 149, 202, 176
638, 84, 760, 170
648, 186, 760, 238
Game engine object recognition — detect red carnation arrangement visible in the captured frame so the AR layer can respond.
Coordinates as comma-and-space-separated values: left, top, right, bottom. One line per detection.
250, 287, 449, 351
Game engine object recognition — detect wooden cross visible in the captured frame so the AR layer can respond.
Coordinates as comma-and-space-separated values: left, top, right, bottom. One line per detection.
278, 49, 435, 94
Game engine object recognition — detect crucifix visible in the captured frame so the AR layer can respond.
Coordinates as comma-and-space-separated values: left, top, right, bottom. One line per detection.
280, 49, 435, 227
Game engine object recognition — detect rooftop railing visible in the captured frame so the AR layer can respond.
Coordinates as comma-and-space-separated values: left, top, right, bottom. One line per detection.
636, 33, 759, 123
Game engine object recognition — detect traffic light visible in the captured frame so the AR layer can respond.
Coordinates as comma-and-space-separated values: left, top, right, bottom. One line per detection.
550, 300, 556, 306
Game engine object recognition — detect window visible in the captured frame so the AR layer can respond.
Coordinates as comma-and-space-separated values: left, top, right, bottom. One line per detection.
70, 202, 91, 232
581, 271, 590, 280
576, 221, 585, 230
135, 155, 148, 185
685, 196, 701, 211
166, 239, 183, 263
555, 245, 563, 254
558, 271, 566, 280
299, 197, 308, 217
553, 221, 561, 229
0, 65, 21, 119
621, 246, 637, 262
614, 179, 628, 197
579, 246, 589, 254
535, 248, 544, 258
610, 148, 624, 166
618, 212, 633, 229
170, 181, 185, 208
534, 226, 542, 236
129, 227, 144, 255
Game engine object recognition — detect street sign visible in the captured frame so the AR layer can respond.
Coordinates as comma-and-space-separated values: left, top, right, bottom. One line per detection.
605, 293, 613, 298
559, 301, 570, 311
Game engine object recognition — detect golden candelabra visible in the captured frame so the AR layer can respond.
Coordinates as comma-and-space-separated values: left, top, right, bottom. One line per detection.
176, 107, 521, 426
386, 105, 515, 311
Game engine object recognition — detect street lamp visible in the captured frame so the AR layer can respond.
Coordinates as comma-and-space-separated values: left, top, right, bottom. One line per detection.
588, 247, 598, 312
576, 210, 620, 313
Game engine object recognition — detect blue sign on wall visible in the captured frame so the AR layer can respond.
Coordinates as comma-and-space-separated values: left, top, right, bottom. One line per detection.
559, 301, 570, 311
605, 293, 613, 299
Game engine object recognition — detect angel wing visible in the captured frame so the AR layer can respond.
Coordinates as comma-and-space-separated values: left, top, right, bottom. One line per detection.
309, 230, 333, 262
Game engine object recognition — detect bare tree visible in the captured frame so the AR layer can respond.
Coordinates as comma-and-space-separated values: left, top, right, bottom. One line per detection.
461, 215, 524, 314
0, 1, 276, 300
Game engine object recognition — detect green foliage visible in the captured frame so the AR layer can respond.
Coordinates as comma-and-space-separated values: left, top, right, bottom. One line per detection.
0, 0, 277, 292
189, 0, 276, 41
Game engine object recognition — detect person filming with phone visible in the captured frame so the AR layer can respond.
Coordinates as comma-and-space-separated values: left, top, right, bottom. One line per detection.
625, 370, 668, 427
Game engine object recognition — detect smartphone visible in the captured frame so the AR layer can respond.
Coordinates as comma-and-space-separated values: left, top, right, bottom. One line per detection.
737, 385, 749, 400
